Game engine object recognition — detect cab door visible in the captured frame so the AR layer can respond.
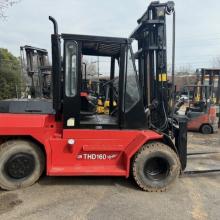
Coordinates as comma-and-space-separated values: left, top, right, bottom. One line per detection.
63, 40, 81, 128
121, 46, 147, 129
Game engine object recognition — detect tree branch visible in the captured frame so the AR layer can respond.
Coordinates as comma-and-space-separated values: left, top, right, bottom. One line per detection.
0, 0, 21, 19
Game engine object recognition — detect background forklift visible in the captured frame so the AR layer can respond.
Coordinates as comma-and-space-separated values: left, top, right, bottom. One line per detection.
20, 45, 52, 98
0, 1, 188, 192
184, 85, 219, 134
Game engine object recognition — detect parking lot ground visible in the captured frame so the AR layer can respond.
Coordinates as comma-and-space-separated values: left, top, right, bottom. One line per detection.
0, 131, 219, 220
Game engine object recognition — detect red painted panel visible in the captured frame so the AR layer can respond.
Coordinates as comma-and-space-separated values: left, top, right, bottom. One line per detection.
49, 136, 127, 176
0, 114, 62, 173
0, 114, 164, 177
0, 114, 45, 127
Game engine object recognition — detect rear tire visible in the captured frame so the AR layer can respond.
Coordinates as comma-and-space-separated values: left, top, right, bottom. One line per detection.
132, 142, 180, 192
201, 124, 212, 134
0, 140, 45, 190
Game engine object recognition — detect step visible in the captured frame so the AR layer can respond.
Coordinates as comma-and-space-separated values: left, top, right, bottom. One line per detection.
48, 165, 127, 176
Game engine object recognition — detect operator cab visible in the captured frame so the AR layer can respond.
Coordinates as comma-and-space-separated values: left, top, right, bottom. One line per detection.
55, 33, 147, 129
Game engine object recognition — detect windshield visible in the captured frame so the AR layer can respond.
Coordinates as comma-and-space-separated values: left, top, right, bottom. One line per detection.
124, 46, 140, 112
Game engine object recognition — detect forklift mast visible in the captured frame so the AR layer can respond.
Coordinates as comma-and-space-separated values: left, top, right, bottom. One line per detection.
196, 68, 220, 104
196, 68, 220, 126
131, 1, 175, 131
20, 45, 51, 98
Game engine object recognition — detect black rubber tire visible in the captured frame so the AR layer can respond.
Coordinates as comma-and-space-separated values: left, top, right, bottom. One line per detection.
132, 142, 181, 192
0, 140, 45, 190
201, 124, 213, 134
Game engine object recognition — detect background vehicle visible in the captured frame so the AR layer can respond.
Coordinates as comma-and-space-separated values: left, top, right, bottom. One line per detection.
180, 94, 189, 102
185, 85, 219, 134
175, 85, 219, 134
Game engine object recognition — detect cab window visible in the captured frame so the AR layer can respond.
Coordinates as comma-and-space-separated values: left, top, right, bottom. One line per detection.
65, 41, 78, 97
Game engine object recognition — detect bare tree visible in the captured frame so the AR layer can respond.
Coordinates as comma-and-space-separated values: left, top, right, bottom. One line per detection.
176, 64, 194, 75
0, 0, 20, 19
212, 57, 220, 68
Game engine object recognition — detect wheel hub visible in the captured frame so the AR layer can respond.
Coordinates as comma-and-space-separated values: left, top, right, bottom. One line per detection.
5, 153, 35, 179
203, 125, 212, 134
144, 157, 170, 181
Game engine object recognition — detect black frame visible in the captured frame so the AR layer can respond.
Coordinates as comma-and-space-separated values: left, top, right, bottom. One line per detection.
63, 40, 82, 128
122, 44, 147, 129
58, 33, 148, 130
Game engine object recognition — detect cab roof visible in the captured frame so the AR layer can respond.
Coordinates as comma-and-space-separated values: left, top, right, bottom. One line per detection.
61, 33, 130, 57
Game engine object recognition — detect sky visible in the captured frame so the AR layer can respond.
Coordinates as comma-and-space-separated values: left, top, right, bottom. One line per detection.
1, 0, 220, 73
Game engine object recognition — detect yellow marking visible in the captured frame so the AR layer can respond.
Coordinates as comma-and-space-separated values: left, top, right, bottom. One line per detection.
159, 73, 167, 82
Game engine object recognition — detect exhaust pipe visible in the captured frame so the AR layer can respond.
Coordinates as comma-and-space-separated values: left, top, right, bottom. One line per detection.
49, 16, 58, 35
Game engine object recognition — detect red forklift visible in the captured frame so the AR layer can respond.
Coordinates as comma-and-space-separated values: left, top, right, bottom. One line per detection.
0, 1, 188, 191
185, 85, 219, 134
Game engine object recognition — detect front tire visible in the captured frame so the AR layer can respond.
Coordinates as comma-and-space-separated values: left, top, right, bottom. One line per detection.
132, 142, 180, 192
0, 140, 45, 190
201, 124, 213, 134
